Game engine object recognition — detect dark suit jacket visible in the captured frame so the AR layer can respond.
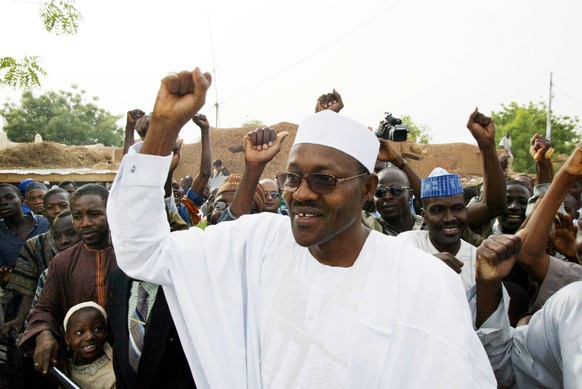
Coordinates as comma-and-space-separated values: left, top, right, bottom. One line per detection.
107, 268, 196, 389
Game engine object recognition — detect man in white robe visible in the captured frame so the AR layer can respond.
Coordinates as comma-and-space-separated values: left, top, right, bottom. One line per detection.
107, 68, 497, 388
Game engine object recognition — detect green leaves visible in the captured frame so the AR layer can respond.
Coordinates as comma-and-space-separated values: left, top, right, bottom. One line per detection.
0, 56, 47, 88
1, 0, 81, 89
39, 0, 82, 36
491, 102, 581, 173
400, 115, 432, 144
0, 86, 123, 147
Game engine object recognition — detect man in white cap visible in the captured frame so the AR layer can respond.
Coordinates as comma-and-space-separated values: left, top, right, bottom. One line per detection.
107, 68, 497, 388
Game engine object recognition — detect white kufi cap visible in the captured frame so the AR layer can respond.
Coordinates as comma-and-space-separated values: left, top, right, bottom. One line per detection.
292, 111, 380, 173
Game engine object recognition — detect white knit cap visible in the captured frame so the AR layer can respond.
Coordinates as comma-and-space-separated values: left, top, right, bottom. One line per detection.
64, 301, 107, 331
292, 111, 380, 173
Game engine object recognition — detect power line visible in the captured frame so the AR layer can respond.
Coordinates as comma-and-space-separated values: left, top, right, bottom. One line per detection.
220, 0, 409, 105
554, 86, 582, 110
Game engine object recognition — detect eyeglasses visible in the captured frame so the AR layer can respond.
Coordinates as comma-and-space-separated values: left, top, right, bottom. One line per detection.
212, 201, 227, 211
375, 185, 410, 198
276, 172, 368, 195
265, 191, 280, 199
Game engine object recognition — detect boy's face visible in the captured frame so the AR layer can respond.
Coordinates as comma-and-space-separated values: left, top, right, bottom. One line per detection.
65, 308, 107, 365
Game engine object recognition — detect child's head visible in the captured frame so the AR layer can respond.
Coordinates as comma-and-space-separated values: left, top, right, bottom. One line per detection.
64, 302, 108, 365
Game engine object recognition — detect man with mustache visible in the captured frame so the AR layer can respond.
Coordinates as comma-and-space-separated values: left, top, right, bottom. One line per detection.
399, 168, 478, 290
108, 68, 496, 388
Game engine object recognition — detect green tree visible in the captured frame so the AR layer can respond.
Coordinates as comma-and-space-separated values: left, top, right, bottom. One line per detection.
241, 119, 266, 128
401, 115, 432, 144
0, 85, 123, 146
491, 101, 580, 173
1, 0, 81, 88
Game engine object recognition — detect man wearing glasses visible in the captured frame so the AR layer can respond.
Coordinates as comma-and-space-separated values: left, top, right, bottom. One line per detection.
258, 179, 283, 214
108, 68, 496, 388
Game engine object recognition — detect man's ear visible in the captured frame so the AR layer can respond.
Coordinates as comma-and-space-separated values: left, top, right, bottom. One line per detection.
363, 173, 379, 202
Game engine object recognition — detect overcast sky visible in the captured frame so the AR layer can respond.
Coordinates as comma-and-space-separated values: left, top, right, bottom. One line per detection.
1, 0, 581, 145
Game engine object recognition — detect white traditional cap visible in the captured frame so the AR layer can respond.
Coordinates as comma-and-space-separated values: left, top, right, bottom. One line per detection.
421, 167, 464, 199
63, 301, 107, 331
292, 110, 380, 173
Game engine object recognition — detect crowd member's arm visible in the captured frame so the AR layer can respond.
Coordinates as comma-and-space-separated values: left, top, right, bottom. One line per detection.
0, 294, 32, 339
123, 109, 145, 155
530, 134, 554, 185
17, 258, 66, 374
226, 128, 288, 219
315, 89, 344, 113
189, 114, 213, 198
518, 143, 582, 284
549, 212, 579, 263
376, 139, 422, 197
466, 108, 507, 229
164, 139, 184, 198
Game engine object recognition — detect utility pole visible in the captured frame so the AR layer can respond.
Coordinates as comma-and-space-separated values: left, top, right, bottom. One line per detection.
546, 72, 553, 139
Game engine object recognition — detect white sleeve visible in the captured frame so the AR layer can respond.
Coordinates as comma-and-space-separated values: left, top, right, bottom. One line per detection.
467, 285, 516, 387
107, 143, 176, 285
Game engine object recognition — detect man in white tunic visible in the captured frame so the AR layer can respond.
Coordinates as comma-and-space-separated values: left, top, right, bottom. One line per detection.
107, 68, 497, 388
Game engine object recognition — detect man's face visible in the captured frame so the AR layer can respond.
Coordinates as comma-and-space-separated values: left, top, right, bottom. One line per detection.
208, 191, 234, 225
52, 215, 81, 252
497, 184, 530, 234
563, 193, 579, 222
71, 194, 109, 250
172, 181, 182, 206
283, 144, 369, 250
374, 169, 411, 223
60, 183, 76, 196
422, 193, 468, 253
261, 180, 280, 213
65, 308, 107, 365
25, 189, 47, 214
0, 186, 23, 219
44, 192, 70, 225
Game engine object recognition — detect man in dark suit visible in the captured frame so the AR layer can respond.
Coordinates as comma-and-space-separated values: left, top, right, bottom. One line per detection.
107, 268, 196, 389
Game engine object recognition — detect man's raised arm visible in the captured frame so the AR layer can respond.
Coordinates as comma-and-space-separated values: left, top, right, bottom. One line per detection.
107, 68, 212, 284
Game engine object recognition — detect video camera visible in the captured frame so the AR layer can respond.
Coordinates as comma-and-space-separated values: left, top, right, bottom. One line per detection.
374, 112, 409, 142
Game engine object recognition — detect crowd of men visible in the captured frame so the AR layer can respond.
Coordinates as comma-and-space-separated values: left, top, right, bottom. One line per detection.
0, 68, 581, 388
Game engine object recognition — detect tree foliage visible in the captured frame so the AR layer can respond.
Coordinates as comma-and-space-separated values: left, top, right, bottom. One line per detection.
491, 101, 580, 173
401, 115, 432, 144
1, 0, 81, 89
0, 56, 47, 88
241, 119, 266, 128
0, 85, 123, 147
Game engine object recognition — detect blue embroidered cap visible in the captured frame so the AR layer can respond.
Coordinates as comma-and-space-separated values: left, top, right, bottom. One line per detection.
420, 168, 463, 199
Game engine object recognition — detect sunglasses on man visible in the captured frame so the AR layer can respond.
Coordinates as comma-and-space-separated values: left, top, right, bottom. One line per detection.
375, 184, 410, 198
264, 191, 280, 199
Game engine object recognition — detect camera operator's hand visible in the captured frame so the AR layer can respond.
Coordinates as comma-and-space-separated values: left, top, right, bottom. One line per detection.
467, 108, 495, 148
377, 139, 401, 163
315, 89, 344, 113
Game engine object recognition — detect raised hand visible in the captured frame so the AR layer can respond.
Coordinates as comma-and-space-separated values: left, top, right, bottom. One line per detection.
377, 138, 400, 162
529, 133, 554, 162
193, 113, 210, 130
466, 108, 495, 148
476, 234, 522, 285
141, 68, 211, 156
550, 212, 577, 260
315, 89, 344, 113
243, 127, 289, 165
126, 109, 145, 126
